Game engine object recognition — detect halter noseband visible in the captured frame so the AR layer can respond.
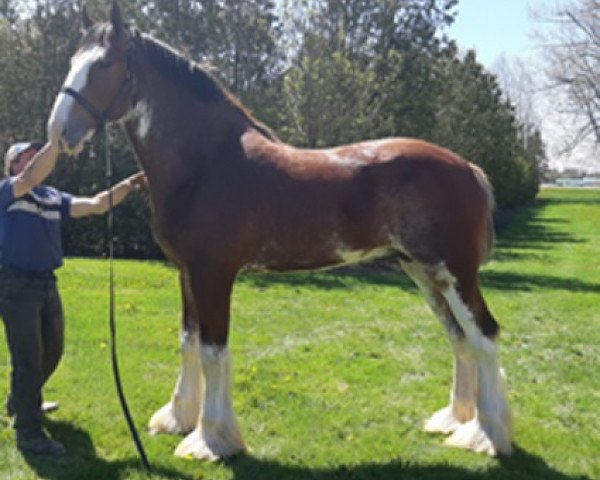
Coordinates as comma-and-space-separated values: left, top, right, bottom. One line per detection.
61, 64, 134, 132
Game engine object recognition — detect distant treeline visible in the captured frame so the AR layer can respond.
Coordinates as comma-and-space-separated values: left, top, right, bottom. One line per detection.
0, 1, 545, 259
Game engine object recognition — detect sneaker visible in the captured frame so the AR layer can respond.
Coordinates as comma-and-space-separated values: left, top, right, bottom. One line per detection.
41, 401, 60, 414
17, 432, 66, 457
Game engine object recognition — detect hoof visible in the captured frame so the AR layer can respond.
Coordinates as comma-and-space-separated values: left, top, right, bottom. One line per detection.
424, 406, 465, 434
445, 418, 512, 456
148, 401, 198, 436
174, 426, 245, 461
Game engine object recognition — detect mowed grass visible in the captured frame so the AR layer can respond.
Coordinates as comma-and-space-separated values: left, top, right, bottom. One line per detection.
0, 187, 599, 480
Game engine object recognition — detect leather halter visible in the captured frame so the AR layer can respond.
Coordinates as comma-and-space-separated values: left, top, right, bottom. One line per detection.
60, 62, 134, 132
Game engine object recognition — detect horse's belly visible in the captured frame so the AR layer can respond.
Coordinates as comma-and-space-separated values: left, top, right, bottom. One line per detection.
335, 246, 393, 266
244, 245, 394, 273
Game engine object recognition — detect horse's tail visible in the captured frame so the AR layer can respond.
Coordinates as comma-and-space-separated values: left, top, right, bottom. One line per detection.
470, 163, 496, 264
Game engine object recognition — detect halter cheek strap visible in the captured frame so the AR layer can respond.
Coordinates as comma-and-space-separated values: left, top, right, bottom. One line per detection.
61, 69, 134, 132
61, 86, 107, 130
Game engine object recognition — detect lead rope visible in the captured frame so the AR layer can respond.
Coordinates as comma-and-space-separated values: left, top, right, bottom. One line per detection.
103, 126, 151, 472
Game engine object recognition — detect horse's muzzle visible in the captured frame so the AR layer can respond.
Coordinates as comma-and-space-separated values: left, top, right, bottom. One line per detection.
48, 91, 96, 156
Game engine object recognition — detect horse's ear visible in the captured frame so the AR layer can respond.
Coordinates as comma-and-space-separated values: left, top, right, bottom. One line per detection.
81, 4, 94, 31
110, 1, 124, 36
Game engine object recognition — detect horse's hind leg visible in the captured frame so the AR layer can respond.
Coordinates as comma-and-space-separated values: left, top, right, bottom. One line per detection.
425, 340, 477, 433
401, 261, 477, 434
432, 264, 513, 456
149, 271, 202, 435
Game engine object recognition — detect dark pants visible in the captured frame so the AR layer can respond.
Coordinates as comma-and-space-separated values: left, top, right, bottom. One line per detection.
0, 267, 63, 436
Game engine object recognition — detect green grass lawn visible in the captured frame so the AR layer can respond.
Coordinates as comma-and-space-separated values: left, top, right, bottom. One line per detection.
0, 187, 598, 479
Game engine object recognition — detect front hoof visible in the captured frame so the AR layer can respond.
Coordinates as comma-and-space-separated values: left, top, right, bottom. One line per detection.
424, 406, 464, 434
444, 418, 512, 456
174, 427, 245, 461
148, 401, 197, 436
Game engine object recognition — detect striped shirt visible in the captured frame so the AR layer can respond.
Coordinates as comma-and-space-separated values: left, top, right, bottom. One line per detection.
0, 178, 72, 272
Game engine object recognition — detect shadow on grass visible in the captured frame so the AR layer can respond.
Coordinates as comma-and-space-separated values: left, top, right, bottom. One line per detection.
224, 445, 590, 480
239, 268, 417, 292
20, 419, 194, 480
480, 270, 600, 293
494, 198, 586, 261
539, 191, 600, 206
21, 423, 592, 480
240, 264, 600, 296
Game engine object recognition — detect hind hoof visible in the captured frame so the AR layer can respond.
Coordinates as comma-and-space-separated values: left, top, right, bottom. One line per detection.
445, 418, 512, 456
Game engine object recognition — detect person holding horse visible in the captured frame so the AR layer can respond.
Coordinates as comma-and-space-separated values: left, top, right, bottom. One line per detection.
0, 139, 145, 457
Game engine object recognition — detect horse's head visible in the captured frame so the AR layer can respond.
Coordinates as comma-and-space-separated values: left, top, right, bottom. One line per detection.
48, 1, 132, 155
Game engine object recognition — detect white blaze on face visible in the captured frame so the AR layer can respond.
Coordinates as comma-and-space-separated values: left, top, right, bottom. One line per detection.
47, 45, 107, 145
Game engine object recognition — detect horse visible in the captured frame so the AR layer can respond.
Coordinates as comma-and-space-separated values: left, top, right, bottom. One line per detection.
47, 2, 512, 460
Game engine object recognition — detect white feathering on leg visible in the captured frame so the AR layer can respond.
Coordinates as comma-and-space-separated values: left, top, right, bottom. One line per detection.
174, 344, 245, 460
424, 339, 477, 434
149, 331, 203, 435
441, 281, 513, 456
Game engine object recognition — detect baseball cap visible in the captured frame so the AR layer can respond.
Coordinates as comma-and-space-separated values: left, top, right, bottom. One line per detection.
4, 141, 44, 175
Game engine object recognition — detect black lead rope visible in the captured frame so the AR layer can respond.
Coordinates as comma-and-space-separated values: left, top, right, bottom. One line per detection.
102, 127, 151, 472
60, 83, 149, 470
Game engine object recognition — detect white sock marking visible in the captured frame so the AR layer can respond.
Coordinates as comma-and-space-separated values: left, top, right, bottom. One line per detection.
201, 344, 236, 429
177, 331, 202, 400
174, 344, 245, 459
441, 276, 512, 455
148, 330, 202, 435
450, 339, 477, 421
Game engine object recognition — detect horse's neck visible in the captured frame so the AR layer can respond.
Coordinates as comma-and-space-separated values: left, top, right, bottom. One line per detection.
123, 65, 248, 213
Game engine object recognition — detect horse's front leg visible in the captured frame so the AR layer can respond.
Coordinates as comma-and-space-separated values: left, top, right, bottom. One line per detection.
149, 271, 202, 435
174, 264, 245, 461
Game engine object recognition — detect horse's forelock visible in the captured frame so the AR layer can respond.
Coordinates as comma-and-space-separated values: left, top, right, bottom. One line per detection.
79, 21, 131, 52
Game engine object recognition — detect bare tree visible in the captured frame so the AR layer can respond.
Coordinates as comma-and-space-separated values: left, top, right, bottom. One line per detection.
539, 0, 600, 150
493, 55, 539, 128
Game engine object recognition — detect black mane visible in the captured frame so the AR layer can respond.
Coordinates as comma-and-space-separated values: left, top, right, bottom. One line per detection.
135, 32, 226, 104
133, 31, 279, 141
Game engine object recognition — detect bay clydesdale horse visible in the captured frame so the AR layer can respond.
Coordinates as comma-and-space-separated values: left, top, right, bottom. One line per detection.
47, 2, 512, 460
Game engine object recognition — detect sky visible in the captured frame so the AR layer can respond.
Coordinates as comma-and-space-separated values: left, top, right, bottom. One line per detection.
447, 0, 597, 172
446, 0, 539, 67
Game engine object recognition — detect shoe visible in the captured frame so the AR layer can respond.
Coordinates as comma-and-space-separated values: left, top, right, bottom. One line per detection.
6, 399, 60, 417
41, 401, 60, 414
17, 431, 66, 457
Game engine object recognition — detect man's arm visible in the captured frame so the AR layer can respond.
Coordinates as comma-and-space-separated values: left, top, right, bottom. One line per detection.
69, 172, 146, 218
12, 142, 60, 198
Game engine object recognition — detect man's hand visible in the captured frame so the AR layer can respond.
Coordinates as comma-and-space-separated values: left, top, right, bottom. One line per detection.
70, 171, 147, 218
125, 172, 147, 191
